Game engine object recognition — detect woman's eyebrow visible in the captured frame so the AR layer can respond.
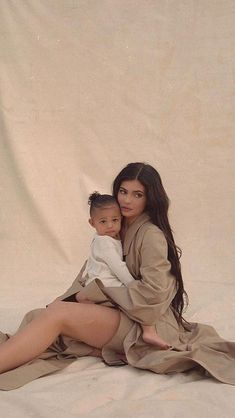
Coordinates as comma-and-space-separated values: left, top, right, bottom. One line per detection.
120, 187, 144, 193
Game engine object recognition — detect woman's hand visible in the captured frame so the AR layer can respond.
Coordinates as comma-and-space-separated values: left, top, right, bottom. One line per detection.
75, 292, 94, 304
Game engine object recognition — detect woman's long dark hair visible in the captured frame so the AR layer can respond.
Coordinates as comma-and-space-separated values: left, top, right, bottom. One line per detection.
112, 162, 189, 329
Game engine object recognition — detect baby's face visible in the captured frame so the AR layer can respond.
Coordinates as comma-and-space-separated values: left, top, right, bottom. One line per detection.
90, 204, 122, 238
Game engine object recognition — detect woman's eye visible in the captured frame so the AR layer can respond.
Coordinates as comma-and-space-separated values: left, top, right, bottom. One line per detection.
119, 189, 126, 194
135, 193, 143, 198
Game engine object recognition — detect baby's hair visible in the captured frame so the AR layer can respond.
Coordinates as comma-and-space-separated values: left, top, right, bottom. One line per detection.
88, 191, 119, 215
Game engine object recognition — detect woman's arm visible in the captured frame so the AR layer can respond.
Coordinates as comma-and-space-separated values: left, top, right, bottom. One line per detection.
100, 226, 177, 324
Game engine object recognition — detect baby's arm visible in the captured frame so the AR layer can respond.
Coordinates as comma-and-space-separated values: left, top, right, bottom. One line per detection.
103, 251, 134, 286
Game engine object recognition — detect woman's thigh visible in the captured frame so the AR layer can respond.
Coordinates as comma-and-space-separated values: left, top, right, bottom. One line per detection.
48, 300, 121, 349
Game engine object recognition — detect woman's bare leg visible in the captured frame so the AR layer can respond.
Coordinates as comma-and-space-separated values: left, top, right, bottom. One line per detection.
0, 301, 120, 374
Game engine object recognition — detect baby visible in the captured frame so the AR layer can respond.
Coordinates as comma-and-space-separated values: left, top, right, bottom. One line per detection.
78, 191, 170, 350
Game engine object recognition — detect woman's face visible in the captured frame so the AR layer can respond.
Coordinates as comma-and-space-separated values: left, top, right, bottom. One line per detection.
117, 179, 147, 224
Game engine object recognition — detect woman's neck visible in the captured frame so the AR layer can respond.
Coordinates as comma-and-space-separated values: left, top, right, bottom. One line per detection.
120, 216, 137, 241
125, 216, 136, 226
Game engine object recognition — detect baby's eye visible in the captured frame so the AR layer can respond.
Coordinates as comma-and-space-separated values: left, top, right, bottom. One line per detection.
113, 218, 119, 222
100, 220, 106, 224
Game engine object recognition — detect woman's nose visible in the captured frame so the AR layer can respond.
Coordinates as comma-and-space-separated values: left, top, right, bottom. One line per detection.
124, 193, 131, 203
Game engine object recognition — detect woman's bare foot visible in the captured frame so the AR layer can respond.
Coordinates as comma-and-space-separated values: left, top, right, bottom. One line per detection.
90, 348, 102, 358
142, 326, 171, 350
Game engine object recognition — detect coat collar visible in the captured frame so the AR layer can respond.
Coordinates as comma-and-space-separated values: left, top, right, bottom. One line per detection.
123, 212, 150, 256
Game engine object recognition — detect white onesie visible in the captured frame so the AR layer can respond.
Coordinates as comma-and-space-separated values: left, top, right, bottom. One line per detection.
83, 233, 134, 287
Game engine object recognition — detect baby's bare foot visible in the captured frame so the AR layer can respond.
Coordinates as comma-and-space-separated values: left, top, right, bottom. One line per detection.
143, 330, 171, 350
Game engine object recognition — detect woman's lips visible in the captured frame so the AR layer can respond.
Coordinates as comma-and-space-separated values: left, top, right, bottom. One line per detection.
121, 206, 132, 211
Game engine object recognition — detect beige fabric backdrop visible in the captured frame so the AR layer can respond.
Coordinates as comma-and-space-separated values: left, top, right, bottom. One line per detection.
0, 0, 234, 415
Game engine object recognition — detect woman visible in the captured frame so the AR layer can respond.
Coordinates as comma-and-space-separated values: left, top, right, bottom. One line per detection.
0, 162, 235, 390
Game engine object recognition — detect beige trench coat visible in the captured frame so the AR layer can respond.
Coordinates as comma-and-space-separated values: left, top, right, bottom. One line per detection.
1, 213, 235, 390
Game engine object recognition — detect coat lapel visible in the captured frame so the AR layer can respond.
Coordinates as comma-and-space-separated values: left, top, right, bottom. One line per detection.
123, 212, 150, 256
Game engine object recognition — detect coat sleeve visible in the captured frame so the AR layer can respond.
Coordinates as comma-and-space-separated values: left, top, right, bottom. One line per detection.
101, 226, 177, 324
